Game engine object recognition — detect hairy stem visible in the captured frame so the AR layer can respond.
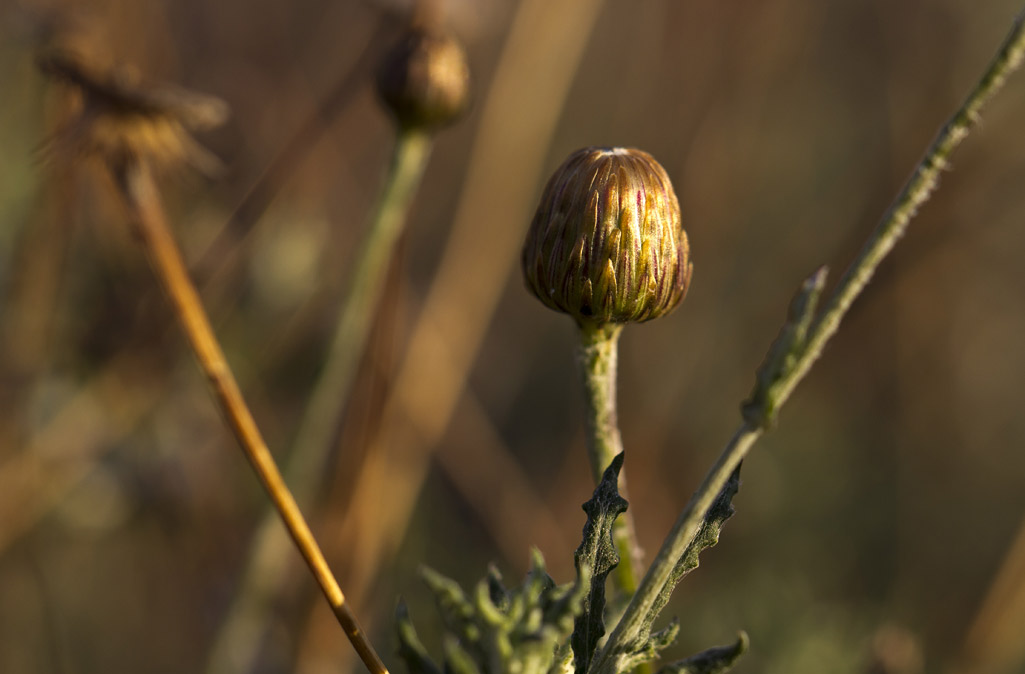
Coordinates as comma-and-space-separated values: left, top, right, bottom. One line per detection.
576, 322, 641, 597
110, 156, 389, 674
592, 9, 1025, 674
206, 128, 433, 674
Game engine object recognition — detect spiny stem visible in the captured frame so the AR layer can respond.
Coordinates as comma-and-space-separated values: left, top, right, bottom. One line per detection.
576, 322, 641, 597
110, 156, 389, 674
206, 128, 433, 674
592, 9, 1025, 674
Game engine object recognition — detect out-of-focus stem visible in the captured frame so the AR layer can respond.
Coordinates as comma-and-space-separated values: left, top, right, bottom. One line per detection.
292, 128, 431, 502
576, 322, 641, 597
110, 155, 389, 674
205, 128, 432, 674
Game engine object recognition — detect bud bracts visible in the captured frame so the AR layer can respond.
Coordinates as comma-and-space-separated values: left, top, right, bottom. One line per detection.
522, 147, 692, 325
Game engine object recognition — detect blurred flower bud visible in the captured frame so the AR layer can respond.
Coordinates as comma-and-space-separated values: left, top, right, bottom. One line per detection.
38, 48, 228, 173
522, 147, 692, 325
376, 26, 469, 131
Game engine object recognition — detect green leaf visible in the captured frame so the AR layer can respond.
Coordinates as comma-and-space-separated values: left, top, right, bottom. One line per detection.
396, 600, 443, 674
644, 466, 742, 640
485, 565, 510, 613
401, 551, 588, 674
572, 453, 629, 673
607, 465, 742, 673
656, 632, 748, 674
617, 619, 681, 673
422, 566, 481, 647
444, 636, 483, 674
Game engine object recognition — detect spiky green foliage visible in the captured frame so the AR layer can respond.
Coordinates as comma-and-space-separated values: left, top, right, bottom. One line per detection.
396, 550, 589, 674
592, 467, 743, 674
656, 633, 748, 674
571, 453, 628, 672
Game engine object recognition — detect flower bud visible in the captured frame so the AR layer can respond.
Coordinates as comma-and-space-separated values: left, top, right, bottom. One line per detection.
522, 147, 692, 325
376, 27, 470, 131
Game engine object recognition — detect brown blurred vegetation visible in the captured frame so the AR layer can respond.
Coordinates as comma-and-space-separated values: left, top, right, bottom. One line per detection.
2, 0, 1025, 673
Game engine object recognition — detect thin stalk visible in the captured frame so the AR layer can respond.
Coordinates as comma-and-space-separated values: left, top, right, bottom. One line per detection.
592, 10, 1025, 674
205, 128, 433, 674
576, 322, 641, 596
109, 155, 389, 674
290, 128, 432, 504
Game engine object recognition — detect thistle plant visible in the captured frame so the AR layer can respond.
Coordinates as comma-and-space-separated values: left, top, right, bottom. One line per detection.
522, 147, 693, 596
396, 8, 1025, 674
25, 5, 1025, 674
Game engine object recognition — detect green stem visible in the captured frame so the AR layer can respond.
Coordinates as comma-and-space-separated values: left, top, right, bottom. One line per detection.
592, 10, 1025, 674
288, 127, 432, 501
576, 322, 641, 598
206, 128, 434, 674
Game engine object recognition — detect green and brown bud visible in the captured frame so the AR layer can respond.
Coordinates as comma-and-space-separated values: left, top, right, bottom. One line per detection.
376, 26, 470, 131
522, 147, 693, 325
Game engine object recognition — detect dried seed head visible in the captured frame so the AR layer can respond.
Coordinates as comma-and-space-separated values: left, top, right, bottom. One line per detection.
522, 147, 693, 326
38, 48, 228, 173
376, 26, 469, 131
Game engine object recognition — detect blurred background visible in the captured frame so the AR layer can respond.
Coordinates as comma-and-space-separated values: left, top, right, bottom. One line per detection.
2, 0, 1025, 672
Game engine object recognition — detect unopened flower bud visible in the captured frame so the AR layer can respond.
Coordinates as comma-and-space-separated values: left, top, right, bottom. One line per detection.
376, 27, 470, 131
522, 147, 692, 325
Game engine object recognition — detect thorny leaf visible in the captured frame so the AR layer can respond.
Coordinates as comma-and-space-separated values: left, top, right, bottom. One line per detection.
616, 620, 681, 673
572, 453, 629, 674
655, 632, 748, 674
396, 600, 444, 674
422, 566, 481, 646
444, 636, 484, 674
605, 466, 742, 673
648, 466, 741, 624
486, 565, 511, 613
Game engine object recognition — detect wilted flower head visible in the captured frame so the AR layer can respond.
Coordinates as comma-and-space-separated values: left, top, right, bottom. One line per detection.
522, 147, 692, 325
38, 49, 228, 173
376, 26, 470, 131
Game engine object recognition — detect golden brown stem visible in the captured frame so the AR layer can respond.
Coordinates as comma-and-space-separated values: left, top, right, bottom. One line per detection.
109, 156, 388, 674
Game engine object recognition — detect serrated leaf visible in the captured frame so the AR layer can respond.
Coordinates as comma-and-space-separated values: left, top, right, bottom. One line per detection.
618, 619, 681, 673
603, 466, 742, 674
403, 552, 588, 674
486, 565, 510, 612
396, 600, 443, 674
644, 465, 742, 637
443, 636, 483, 674
572, 453, 629, 673
422, 566, 481, 647
656, 632, 748, 674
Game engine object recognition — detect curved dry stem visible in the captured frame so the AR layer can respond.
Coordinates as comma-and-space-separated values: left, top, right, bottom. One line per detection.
110, 156, 388, 674
592, 10, 1025, 674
